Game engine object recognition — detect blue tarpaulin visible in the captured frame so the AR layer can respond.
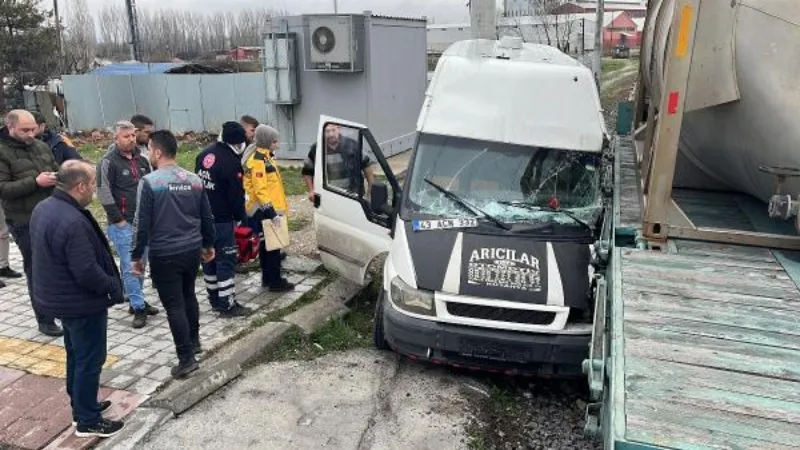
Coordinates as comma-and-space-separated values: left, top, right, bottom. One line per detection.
90, 63, 182, 75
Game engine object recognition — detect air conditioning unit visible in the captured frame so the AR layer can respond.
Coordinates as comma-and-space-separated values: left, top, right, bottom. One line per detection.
303, 14, 365, 72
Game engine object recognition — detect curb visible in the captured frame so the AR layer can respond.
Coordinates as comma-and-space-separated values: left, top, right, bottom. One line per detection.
95, 276, 367, 449
284, 278, 363, 334
93, 407, 173, 450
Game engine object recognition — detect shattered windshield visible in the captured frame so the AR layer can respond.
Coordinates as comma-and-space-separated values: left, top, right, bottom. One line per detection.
403, 133, 603, 231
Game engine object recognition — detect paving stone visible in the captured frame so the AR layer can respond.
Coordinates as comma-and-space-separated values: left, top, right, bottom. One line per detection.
109, 344, 138, 357
147, 365, 174, 383
126, 348, 159, 362
128, 362, 159, 378
127, 334, 155, 348
107, 373, 138, 390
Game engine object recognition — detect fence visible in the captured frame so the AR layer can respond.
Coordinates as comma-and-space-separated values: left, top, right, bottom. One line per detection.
62, 73, 269, 134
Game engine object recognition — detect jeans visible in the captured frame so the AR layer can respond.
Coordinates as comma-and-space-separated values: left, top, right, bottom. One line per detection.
0, 206, 9, 269
202, 222, 237, 310
107, 222, 146, 311
7, 221, 53, 324
150, 249, 201, 364
62, 311, 107, 427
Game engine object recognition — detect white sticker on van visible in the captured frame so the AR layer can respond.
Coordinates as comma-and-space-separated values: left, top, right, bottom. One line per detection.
412, 218, 478, 232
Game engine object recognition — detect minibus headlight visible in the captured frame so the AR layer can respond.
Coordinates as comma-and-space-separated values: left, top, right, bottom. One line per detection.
390, 276, 435, 316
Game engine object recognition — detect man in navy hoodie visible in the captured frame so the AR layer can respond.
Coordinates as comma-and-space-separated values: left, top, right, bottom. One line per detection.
195, 122, 252, 317
30, 160, 126, 438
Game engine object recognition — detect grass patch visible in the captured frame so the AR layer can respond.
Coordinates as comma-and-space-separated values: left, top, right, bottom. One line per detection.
261, 278, 380, 362
288, 215, 310, 232
280, 167, 307, 196
601, 58, 628, 75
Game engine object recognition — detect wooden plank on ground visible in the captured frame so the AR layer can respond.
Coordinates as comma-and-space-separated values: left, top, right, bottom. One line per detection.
623, 266, 797, 299
627, 415, 800, 450
627, 357, 800, 405
673, 240, 776, 260
622, 277, 800, 305
623, 249, 783, 271
625, 312, 800, 350
625, 326, 800, 382
623, 292, 800, 337
626, 397, 800, 448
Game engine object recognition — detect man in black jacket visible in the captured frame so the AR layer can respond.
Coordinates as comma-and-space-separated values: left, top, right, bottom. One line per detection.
30, 160, 125, 438
98, 120, 158, 328
195, 122, 252, 317
132, 130, 216, 378
0, 110, 61, 336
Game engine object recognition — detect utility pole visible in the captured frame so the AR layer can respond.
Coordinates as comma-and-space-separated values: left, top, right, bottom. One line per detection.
333, 0, 338, 13
53, 0, 63, 72
125, 0, 142, 61
593, 0, 604, 86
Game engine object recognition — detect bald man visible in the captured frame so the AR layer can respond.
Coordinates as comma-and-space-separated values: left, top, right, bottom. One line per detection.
0, 110, 62, 337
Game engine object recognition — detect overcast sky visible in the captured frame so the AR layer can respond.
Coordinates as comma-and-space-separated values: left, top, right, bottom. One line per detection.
80, 0, 472, 24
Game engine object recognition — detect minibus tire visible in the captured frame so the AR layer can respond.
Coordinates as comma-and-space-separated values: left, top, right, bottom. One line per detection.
373, 290, 390, 350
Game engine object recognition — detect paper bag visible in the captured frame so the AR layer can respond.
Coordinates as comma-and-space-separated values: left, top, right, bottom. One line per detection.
263, 217, 290, 251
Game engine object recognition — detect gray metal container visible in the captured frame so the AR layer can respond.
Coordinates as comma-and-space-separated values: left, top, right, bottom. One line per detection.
642, 0, 800, 202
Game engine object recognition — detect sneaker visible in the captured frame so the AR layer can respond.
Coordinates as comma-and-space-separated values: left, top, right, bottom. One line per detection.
38, 322, 63, 337
75, 418, 124, 438
267, 280, 295, 293
0, 266, 22, 278
128, 302, 159, 316
171, 360, 199, 379
73, 400, 112, 426
132, 310, 147, 329
218, 303, 253, 318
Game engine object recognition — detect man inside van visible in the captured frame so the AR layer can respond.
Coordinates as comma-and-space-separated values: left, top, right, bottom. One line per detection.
301, 124, 376, 202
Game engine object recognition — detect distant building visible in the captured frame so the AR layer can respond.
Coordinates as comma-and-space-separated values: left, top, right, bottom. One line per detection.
498, 14, 598, 55
503, 0, 534, 17
603, 11, 642, 50
228, 46, 262, 61
427, 23, 472, 54
553, 1, 648, 18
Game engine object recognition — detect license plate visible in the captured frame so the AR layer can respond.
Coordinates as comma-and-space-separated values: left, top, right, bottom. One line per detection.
412, 218, 479, 232
459, 339, 527, 363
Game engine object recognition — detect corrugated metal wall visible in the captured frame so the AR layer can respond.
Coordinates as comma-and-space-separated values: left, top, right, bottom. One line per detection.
63, 73, 269, 134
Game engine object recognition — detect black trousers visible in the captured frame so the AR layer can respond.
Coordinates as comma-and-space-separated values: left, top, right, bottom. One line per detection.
62, 311, 107, 426
8, 221, 53, 325
150, 249, 201, 364
260, 243, 282, 286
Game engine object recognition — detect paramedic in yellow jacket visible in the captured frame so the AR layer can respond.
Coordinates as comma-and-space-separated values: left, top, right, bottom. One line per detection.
243, 125, 295, 292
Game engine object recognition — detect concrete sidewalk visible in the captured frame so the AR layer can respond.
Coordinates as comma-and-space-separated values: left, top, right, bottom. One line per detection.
0, 244, 325, 450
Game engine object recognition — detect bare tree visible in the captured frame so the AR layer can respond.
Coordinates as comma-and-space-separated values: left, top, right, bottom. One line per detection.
500, 1, 577, 53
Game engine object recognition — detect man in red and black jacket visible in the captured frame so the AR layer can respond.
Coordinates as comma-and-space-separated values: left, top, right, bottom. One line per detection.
97, 120, 158, 328
195, 121, 253, 318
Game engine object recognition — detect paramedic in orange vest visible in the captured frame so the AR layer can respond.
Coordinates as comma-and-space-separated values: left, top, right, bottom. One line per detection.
243, 125, 295, 292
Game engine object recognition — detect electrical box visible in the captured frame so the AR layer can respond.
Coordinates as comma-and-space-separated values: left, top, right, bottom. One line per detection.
263, 32, 300, 104
303, 15, 365, 72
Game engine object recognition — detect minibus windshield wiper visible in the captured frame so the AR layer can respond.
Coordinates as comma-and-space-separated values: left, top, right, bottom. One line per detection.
424, 178, 511, 230
498, 201, 593, 234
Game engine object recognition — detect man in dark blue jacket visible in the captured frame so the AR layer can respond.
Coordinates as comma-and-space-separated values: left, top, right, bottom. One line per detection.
30, 160, 125, 438
132, 130, 216, 378
195, 122, 252, 317
34, 112, 82, 165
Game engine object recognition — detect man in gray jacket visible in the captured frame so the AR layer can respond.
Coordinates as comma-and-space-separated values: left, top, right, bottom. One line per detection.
97, 121, 158, 328
132, 130, 215, 379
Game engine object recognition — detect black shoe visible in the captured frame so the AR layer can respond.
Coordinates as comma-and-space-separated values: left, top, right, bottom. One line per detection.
74, 418, 124, 438
193, 343, 203, 355
280, 252, 287, 261
128, 302, 159, 316
0, 266, 22, 278
0, 279, 5, 289
73, 400, 112, 425
132, 310, 147, 329
38, 322, 63, 337
267, 280, 295, 293
218, 303, 253, 318
171, 360, 199, 379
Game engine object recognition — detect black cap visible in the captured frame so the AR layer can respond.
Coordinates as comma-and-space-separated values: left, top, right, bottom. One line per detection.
221, 121, 246, 146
